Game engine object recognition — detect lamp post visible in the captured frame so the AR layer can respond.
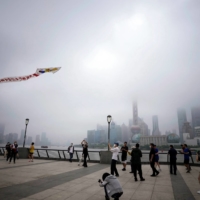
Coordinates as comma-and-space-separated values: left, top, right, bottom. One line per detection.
107, 115, 112, 151
23, 118, 29, 148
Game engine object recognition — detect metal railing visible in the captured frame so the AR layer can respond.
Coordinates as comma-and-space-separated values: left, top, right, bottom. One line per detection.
0, 147, 199, 165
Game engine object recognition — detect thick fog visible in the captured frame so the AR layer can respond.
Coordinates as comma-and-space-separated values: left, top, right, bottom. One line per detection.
0, 0, 200, 144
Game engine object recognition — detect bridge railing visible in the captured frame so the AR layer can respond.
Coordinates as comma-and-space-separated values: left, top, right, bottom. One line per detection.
0, 147, 199, 165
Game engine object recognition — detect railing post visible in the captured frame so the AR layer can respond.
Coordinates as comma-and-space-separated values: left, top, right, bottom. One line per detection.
46, 150, 49, 158
58, 150, 61, 159
37, 150, 40, 158
63, 151, 66, 159
76, 151, 79, 160
191, 154, 194, 164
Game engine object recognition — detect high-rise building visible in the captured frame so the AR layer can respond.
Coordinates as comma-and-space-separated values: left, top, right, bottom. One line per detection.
191, 106, 200, 138
41, 132, 48, 146
121, 124, 129, 142
138, 117, 148, 136
133, 102, 138, 125
87, 130, 95, 144
182, 122, 193, 139
0, 123, 5, 143
110, 122, 122, 144
13, 133, 18, 142
96, 124, 107, 142
18, 129, 25, 145
35, 135, 40, 146
99, 130, 106, 143
177, 108, 187, 143
194, 127, 200, 137
27, 136, 32, 145
94, 130, 101, 143
94, 130, 106, 143
152, 115, 160, 136
5, 133, 18, 143
130, 102, 141, 140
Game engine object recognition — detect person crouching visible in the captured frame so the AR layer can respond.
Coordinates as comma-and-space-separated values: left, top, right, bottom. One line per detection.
99, 173, 123, 200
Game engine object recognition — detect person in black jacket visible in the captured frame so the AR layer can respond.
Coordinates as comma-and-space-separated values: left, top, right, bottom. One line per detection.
81, 141, 88, 167
131, 143, 145, 182
168, 145, 177, 175
5, 142, 11, 161
149, 143, 159, 177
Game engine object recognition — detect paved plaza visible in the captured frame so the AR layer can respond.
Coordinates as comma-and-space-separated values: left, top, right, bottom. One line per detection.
0, 157, 199, 200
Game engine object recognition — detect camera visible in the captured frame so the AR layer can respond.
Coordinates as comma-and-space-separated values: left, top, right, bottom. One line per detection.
98, 179, 102, 183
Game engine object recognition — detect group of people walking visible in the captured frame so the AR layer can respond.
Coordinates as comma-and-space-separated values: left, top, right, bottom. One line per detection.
108, 141, 163, 181
108, 141, 198, 180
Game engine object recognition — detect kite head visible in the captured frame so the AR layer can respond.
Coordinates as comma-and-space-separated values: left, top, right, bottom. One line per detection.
37, 67, 61, 74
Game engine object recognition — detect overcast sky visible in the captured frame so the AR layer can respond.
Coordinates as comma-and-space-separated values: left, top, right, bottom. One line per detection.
0, 0, 200, 144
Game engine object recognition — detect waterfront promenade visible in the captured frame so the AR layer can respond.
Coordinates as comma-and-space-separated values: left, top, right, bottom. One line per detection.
0, 157, 199, 200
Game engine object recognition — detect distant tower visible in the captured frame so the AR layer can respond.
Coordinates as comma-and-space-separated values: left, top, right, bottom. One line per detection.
191, 106, 200, 138
133, 102, 138, 125
177, 108, 187, 143
131, 101, 140, 140
152, 115, 160, 136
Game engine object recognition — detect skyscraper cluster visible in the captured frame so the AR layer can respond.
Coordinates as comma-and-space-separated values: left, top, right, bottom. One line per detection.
87, 122, 131, 145
177, 106, 200, 143
0, 123, 51, 146
87, 102, 151, 145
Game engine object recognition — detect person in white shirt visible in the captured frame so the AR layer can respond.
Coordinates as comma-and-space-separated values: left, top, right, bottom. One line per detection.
68, 143, 74, 162
108, 142, 120, 177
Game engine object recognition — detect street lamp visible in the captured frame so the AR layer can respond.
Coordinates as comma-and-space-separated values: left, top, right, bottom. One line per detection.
107, 115, 112, 150
23, 118, 29, 148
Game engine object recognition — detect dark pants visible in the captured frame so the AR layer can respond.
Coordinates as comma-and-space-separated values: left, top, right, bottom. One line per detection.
10, 151, 16, 163
6, 150, 11, 161
83, 154, 87, 167
104, 185, 123, 200
170, 159, 177, 174
130, 162, 134, 172
111, 159, 119, 176
69, 153, 73, 162
150, 161, 158, 175
133, 163, 143, 179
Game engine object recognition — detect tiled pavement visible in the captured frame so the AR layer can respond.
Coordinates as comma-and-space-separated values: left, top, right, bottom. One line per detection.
0, 157, 199, 200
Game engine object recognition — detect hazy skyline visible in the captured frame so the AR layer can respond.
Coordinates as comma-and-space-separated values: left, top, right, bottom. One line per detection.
0, 0, 200, 144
